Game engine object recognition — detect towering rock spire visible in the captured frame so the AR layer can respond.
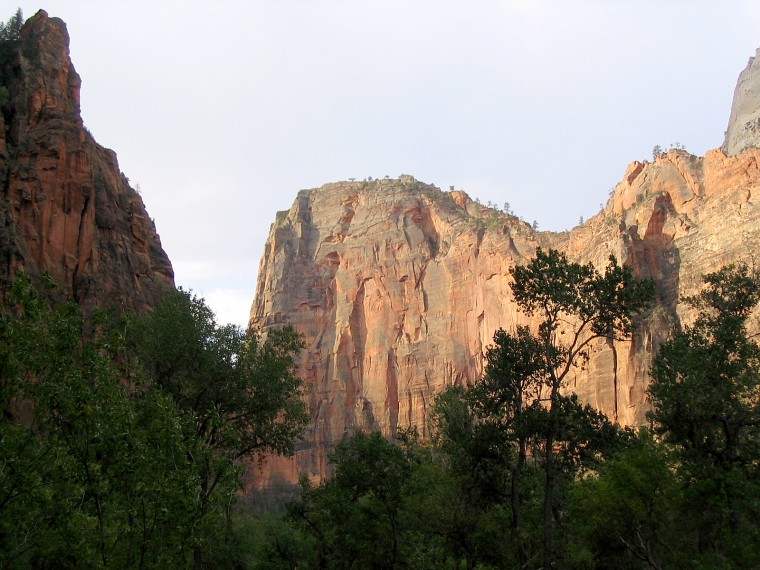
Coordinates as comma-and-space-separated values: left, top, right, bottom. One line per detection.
0, 10, 173, 312
723, 47, 760, 155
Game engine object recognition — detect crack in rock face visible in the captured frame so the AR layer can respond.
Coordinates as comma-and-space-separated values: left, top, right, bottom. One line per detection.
249, 155, 760, 490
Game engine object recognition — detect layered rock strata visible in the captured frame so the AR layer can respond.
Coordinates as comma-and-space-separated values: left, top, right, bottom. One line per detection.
0, 11, 173, 312
250, 149, 760, 487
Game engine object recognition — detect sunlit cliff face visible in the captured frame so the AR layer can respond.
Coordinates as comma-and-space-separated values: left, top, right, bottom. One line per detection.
250, 145, 760, 487
724, 47, 760, 156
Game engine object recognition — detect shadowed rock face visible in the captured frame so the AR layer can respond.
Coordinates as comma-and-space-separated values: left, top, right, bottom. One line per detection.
250, 147, 760, 487
0, 11, 173, 312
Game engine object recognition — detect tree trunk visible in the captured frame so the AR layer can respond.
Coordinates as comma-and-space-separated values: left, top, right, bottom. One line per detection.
543, 390, 558, 569
512, 436, 528, 566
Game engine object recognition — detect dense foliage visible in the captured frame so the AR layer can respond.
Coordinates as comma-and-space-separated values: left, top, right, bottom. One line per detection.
0, 8, 23, 42
264, 249, 657, 569
562, 264, 760, 569
4, 252, 759, 569
251, 256, 760, 569
0, 275, 307, 568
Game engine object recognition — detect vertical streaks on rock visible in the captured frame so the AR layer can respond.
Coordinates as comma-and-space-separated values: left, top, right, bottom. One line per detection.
252, 147, 760, 485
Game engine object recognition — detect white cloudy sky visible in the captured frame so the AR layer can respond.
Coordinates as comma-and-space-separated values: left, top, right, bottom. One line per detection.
13, 1, 760, 327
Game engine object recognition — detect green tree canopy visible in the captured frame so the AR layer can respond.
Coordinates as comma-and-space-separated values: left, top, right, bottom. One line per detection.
288, 431, 416, 568
647, 263, 760, 566
510, 248, 654, 567
566, 431, 683, 570
0, 276, 309, 568
130, 289, 308, 464
0, 275, 201, 567
0, 8, 23, 42
128, 288, 308, 568
648, 263, 760, 467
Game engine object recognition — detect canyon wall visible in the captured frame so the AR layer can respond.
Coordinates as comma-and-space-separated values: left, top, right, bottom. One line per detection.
0, 11, 173, 312
724, 47, 760, 156
250, 147, 760, 488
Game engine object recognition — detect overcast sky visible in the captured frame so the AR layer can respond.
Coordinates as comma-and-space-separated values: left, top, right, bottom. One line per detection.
13, 1, 760, 327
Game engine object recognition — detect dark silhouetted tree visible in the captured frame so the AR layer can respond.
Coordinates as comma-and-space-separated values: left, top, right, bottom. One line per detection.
510, 248, 654, 567
0, 8, 23, 41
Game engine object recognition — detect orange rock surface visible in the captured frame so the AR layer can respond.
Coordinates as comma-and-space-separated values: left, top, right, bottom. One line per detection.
0, 11, 173, 312
250, 149, 760, 489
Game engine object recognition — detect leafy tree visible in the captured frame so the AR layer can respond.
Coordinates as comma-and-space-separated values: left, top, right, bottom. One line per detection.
131, 289, 308, 462
510, 248, 654, 567
647, 264, 760, 565
466, 326, 545, 564
129, 288, 308, 567
0, 274, 201, 567
0, 276, 309, 568
567, 431, 683, 570
422, 250, 652, 567
249, 512, 317, 570
648, 264, 760, 468
433, 386, 514, 508
431, 387, 522, 568
283, 428, 492, 569
432, 330, 634, 568
288, 431, 416, 568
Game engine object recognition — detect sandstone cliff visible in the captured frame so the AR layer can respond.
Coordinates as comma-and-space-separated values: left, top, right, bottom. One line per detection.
0, 11, 173, 312
250, 147, 760, 487
724, 48, 760, 155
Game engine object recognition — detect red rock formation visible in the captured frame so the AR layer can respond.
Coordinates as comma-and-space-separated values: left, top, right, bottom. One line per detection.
250, 148, 760, 488
0, 11, 173, 312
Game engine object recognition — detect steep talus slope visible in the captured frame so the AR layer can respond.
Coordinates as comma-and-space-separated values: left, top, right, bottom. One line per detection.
0, 11, 173, 312
251, 147, 760, 487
